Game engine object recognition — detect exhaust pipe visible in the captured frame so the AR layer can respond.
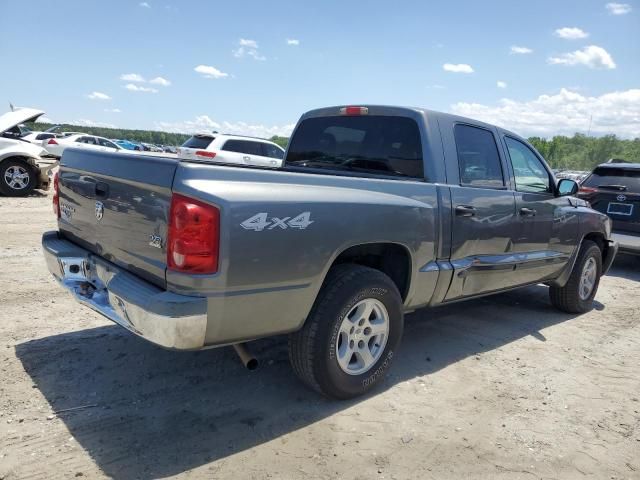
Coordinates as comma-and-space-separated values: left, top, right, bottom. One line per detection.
233, 343, 258, 370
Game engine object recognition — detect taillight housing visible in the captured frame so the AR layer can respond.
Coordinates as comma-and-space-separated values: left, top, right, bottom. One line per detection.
48, 138, 58, 145
577, 186, 597, 198
52, 171, 60, 218
195, 150, 216, 158
167, 193, 219, 274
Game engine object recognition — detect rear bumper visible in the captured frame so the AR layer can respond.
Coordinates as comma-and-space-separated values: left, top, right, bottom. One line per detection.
42, 231, 208, 350
612, 231, 640, 255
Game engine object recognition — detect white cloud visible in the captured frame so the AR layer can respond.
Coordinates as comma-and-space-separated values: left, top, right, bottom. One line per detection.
443, 63, 474, 73
139, 2, 150, 7
233, 38, 266, 61
124, 83, 159, 93
497, 81, 507, 89
74, 119, 117, 128
286, 38, 300, 46
554, 27, 589, 39
194, 65, 229, 79
510, 45, 533, 54
149, 76, 171, 86
104, 108, 121, 113
450, 88, 640, 138
606, 2, 632, 14
548, 45, 616, 69
120, 73, 145, 82
86, 91, 111, 100
155, 115, 295, 139
36, 116, 53, 123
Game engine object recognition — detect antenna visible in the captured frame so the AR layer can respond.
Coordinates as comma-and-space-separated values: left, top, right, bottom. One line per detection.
9, 102, 15, 112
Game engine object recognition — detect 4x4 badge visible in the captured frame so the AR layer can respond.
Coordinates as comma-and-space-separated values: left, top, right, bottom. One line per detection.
95, 201, 104, 221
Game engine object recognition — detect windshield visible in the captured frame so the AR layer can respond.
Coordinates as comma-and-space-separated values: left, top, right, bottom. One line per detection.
286, 115, 424, 179
583, 167, 640, 191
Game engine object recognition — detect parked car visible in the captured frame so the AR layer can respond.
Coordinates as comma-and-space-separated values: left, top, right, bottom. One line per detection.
140, 142, 163, 152
0, 107, 58, 196
578, 162, 640, 255
177, 133, 284, 167
43, 105, 617, 399
20, 125, 61, 145
113, 139, 142, 151
42, 134, 130, 158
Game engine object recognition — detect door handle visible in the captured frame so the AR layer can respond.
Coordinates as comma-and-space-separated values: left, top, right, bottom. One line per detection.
455, 205, 476, 217
520, 207, 536, 217
95, 182, 110, 199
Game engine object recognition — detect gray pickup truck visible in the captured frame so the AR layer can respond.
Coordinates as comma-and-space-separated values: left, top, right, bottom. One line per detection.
42, 105, 618, 399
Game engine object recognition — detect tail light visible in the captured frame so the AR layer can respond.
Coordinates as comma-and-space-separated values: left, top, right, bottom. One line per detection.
195, 150, 216, 158
167, 193, 219, 274
48, 138, 58, 145
340, 106, 369, 116
577, 186, 597, 197
52, 171, 60, 218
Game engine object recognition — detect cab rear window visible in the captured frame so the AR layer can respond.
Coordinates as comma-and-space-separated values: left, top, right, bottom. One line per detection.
286, 116, 424, 179
182, 135, 214, 149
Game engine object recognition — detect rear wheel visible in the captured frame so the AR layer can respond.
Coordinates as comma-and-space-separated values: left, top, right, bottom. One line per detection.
289, 265, 404, 399
550, 240, 602, 313
0, 159, 36, 197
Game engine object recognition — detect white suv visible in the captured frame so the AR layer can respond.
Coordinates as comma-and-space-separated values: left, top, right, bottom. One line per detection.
177, 133, 285, 168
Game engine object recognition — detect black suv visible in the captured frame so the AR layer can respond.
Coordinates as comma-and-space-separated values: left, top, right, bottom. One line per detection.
578, 162, 640, 255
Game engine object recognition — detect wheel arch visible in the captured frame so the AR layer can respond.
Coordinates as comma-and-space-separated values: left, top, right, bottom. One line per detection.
322, 241, 414, 302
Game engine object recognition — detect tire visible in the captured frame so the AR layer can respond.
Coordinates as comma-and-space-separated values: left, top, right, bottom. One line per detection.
549, 240, 602, 313
289, 264, 404, 399
0, 159, 36, 197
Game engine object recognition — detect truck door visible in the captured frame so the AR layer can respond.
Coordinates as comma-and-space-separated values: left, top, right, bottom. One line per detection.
441, 123, 519, 300
501, 135, 578, 283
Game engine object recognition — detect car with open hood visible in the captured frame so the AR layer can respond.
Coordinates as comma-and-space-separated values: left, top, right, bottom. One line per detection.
0, 106, 58, 196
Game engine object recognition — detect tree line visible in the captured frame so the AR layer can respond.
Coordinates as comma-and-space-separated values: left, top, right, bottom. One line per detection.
26, 122, 638, 170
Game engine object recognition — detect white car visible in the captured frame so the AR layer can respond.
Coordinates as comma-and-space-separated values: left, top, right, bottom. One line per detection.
0, 107, 58, 196
43, 133, 130, 158
177, 133, 285, 168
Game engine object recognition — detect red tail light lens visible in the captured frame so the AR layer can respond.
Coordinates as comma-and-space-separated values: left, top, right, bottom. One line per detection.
48, 138, 58, 145
167, 194, 219, 274
578, 186, 597, 197
52, 171, 60, 218
340, 106, 369, 116
195, 150, 216, 158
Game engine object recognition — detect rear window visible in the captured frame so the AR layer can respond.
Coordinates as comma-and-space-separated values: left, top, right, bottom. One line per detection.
182, 135, 214, 149
285, 116, 424, 179
583, 167, 640, 191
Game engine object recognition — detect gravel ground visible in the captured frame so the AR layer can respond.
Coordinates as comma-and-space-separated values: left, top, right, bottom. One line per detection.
1, 191, 639, 480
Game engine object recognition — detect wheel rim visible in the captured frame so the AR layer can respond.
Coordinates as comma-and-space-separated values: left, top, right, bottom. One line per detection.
579, 256, 597, 300
4, 166, 30, 190
336, 298, 389, 376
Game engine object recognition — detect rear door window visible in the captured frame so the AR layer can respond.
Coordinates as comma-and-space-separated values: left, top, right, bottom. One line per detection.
286, 116, 424, 179
454, 124, 504, 188
583, 167, 640, 191
222, 139, 263, 156
182, 135, 214, 149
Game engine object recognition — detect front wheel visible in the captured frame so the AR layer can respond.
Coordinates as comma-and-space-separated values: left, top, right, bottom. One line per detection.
0, 159, 36, 197
289, 265, 404, 399
550, 240, 602, 313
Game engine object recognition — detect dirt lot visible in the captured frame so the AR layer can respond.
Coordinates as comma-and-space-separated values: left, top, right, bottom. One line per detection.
1, 191, 639, 480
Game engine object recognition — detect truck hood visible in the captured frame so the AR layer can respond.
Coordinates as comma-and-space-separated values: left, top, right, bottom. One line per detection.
0, 107, 45, 135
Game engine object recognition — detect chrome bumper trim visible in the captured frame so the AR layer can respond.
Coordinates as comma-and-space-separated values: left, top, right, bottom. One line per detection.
42, 231, 207, 350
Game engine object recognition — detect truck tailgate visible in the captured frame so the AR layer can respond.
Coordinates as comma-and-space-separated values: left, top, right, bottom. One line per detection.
57, 148, 177, 288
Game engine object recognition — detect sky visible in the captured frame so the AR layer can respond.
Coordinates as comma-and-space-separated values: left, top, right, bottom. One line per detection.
1, 0, 638, 139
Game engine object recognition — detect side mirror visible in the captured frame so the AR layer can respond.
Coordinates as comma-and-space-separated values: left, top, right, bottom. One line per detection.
557, 178, 579, 196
